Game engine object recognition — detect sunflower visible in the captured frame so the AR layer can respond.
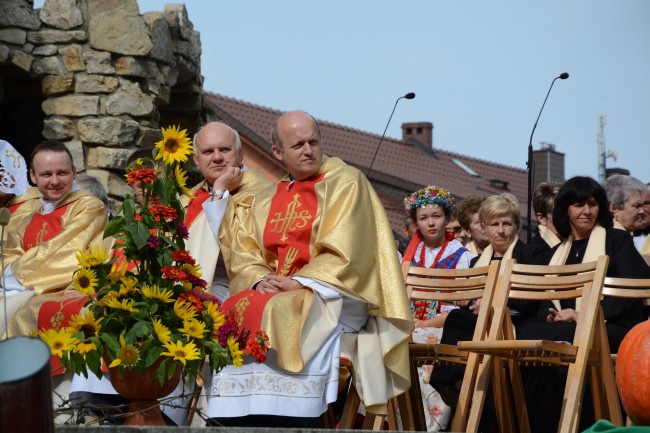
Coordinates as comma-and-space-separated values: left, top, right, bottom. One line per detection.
72, 267, 98, 295
179, 318, 207, 340
118, 277, 138, 296
227, 335, 244, 368
39, 328, 77, 357
154, 125, 193, 166
108, 260, 129, 283
76, 244, 110, 268
174, 166, 194, 198
173, 299, 197, 321
204, 302, 226, 334
152, 318, 172, 343
142, 285, 175, 303
161, 339, 201, 365
104, 297, 139, 313
68, 311, 101, 338
109, 335, 140, 368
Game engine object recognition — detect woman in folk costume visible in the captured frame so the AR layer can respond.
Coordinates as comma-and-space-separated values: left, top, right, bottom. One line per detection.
428, 193, 547, 431
517, 176, 649, 433
401, 186, 474, 431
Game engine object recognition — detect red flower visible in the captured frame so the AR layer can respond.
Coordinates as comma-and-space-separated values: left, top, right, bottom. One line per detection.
179, 293, 203, 312
150, 205, 177, 221
171, 250, 196, 265
161, 266, 187, 281
245, 331, 270, 363
125, 168, 157, 185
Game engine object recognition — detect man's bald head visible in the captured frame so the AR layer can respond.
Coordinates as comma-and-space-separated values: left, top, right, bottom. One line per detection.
271, 111, 323, 180
193, 122, 244, 185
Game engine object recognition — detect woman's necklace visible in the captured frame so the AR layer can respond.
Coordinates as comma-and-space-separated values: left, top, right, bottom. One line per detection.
419, 238, 449, 268
571, 240, 588, 258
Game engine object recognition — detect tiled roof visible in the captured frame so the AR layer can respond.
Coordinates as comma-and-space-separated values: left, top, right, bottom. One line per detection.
204, 92, 529, 244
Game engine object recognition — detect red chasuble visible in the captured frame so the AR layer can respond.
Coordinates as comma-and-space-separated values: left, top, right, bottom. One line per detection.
7, 201, 23, 214
221, 173, 325, 334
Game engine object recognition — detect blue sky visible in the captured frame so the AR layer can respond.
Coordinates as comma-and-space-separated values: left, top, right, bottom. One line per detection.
36, 1, 650, 182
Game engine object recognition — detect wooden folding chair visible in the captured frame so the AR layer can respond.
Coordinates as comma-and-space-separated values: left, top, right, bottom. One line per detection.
588, 277, 650, 426
459, 256, 610, 433
393, 260, 501, 432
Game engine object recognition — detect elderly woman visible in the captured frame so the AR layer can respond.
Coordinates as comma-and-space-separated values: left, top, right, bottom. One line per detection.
518, 176, 649, 433
428, 193, 547, 431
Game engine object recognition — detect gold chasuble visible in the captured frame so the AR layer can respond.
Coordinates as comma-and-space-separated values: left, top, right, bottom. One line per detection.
225, 156, 413, 415
4, 191, 108, 345
182, 170, 272, 290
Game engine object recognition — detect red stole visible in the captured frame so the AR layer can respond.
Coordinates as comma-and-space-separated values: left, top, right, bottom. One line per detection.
263, 174, 325, 277
221, 174, 325, 336
7, 202, 23, 214
185, 187, 211, 228
22, 204, 69, 251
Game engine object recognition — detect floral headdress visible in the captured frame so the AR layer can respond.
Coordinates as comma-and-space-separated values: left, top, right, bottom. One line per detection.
404, 185, 455, 215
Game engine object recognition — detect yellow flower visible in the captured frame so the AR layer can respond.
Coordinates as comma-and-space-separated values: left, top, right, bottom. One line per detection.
104, 297, 139, 313
109, 335, 140, 368
161, 339, 201, 365
180, 263, 201, 278
154, 125, 193, 166
179, 319, 206, 340
173, 299, 197, 321
142, 285, 175, 303
75, 340, 97, 355
108, 261, 129, 283
227, 335, 244, 368
118, 277, 138, 296
68, 311, 101, 338
205, 302, 225, 334
152, 318, 172, 343
72, 267, 98, 295
39, 328, 77, 357
76, 244, 110, 268
174, 166, 194, 199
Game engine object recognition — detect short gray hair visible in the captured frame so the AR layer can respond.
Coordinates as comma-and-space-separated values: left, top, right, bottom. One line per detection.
75, 175, 109, 208
193, 121, 242, 153
604, 174, 645, 209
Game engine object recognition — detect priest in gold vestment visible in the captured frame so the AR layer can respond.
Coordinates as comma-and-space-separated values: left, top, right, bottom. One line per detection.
1, 140, 107, 340
206, 111, 413, 424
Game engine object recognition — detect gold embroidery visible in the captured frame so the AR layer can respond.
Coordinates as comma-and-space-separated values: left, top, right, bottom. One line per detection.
27, 222, 49, 249
269, 194, 312, 242
280, 246, 299, 277
50, 311, 65, 330
6, 149, 21, 168
234, 296, 251, 326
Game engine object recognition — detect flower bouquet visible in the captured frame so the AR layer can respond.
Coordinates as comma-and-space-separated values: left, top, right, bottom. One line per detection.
39, 125, 268, 386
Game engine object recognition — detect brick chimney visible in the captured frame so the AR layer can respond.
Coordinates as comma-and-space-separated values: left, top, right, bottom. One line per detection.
401, 122, 433, 148
533, 142, 565, 187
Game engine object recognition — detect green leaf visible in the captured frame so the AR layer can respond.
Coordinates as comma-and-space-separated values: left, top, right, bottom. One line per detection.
103, 216, 125, 238
101, 333, 120, 352
125, 220, 150, 249
85, 350, 102, 377
122, 195, 136, 222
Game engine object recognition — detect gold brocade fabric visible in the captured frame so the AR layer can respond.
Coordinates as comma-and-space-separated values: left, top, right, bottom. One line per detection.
3, 190, 108, 294
227, 156, 414, 415
2, 187, 41, 245
219, 169, 274, 274
181, 170, 273, 289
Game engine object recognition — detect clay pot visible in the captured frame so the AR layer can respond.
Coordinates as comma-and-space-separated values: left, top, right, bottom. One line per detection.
106, 357, 181, 426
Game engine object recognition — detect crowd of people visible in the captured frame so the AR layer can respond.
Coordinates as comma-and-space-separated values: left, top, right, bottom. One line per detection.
0, 112, 648, 431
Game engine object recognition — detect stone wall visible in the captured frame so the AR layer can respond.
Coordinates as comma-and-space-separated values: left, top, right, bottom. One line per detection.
0, 0, 204, 209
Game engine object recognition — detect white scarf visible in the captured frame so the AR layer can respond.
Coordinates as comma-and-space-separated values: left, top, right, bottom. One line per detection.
538, 225, 561, 248
548, 224, 607, 311
474, 240, 518, 274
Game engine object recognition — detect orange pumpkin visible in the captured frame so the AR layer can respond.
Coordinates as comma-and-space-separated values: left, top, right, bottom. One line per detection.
616, 320, 650, 426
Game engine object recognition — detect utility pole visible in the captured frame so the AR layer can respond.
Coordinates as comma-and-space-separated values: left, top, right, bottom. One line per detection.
597, 115, 616, 183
